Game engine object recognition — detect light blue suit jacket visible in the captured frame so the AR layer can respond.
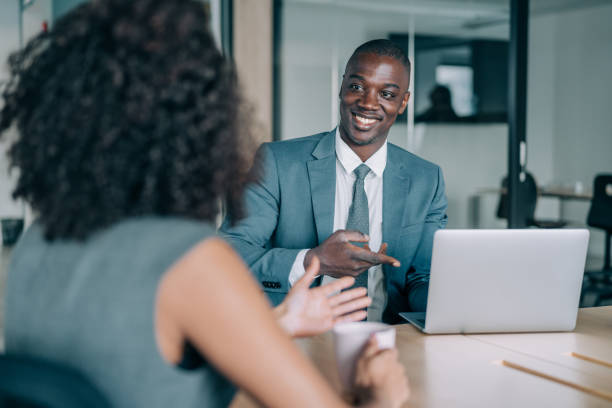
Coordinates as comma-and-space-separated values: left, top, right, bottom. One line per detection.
220, 130, 447, 323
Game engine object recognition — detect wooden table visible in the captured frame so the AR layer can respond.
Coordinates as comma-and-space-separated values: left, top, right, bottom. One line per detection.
232, 307, 612, 407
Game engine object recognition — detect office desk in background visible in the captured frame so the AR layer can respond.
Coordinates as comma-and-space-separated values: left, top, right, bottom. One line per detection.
470, 186, 593, 228
232, 307, 612, 408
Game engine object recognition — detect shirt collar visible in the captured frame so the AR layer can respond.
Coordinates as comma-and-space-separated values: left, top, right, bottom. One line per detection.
334, 127, 387, 177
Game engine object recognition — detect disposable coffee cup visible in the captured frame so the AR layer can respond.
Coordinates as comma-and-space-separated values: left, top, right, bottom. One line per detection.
332, 322, 396, 391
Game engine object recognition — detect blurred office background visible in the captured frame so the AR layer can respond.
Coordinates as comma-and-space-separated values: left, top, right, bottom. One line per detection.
1, 0, 612, 337
273, 0, 611, 262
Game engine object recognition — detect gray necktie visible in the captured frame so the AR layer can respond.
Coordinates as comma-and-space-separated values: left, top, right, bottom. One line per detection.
346, 164, 370, 290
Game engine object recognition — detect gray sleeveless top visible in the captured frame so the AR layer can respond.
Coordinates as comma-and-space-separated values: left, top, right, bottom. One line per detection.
5, 217, 236, 407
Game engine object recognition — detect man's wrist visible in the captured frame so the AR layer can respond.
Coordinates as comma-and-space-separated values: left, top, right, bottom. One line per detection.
303, 249, 311, 269
288, 249, 310, 286
303, 248, 317, 270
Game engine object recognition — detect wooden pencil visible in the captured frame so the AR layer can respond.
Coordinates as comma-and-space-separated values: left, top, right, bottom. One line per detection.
567, 352, 612, 369
497, 360, 612, 402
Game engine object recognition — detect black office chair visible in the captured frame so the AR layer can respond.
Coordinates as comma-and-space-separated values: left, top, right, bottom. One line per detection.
496, 171, 567, 228
581, 174, 612, 307
587, 174, 612, 272
0, 354, 109, 408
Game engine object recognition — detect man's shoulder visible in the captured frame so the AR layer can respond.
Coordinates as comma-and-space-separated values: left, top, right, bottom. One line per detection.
387, 142, 441, 173
261, 131, 331, 157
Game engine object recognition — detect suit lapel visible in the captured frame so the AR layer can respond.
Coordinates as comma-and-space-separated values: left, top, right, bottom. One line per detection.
383, 147, 412, 273
307, 131, 336, 244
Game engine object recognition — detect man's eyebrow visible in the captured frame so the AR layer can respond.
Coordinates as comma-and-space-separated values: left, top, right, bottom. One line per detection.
348, 74, 401, 90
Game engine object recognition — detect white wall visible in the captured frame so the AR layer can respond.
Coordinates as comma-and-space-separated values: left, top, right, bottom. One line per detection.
0, 3, 20, 82
1, 1, 52, 220
552, 5, 612, 190
527, 4, 612, 263
525, 12, 558, 227
0, 1, 22, 219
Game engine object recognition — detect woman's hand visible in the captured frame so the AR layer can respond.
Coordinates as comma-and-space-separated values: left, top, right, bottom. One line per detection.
354, 337, 410, 408
275, 256, 372, 338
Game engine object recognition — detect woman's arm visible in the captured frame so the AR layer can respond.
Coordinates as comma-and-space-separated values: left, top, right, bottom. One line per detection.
156, 237, 348, 408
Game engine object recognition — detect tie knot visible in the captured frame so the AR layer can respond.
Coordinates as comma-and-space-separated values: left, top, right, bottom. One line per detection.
353, 164, 370, 181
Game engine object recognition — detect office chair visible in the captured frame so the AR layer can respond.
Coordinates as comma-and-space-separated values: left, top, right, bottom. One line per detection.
496, 172, 567, 228
581, 174, 612, 307
587, 174, 612, 271
0, 354, 109, 408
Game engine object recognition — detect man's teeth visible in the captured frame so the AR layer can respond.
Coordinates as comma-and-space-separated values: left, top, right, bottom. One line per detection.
354, 114, 377, 126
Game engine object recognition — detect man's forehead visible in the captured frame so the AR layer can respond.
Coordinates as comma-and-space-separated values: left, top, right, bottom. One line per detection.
344, 53, 409, 86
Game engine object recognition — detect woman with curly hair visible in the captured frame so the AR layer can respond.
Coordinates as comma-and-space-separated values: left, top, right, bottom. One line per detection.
1, 0, 409, 407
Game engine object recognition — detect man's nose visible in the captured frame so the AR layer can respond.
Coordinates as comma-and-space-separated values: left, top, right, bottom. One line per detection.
358, 89, 379, 111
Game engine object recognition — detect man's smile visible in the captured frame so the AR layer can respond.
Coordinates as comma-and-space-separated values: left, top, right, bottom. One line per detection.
352, 112, 381, 130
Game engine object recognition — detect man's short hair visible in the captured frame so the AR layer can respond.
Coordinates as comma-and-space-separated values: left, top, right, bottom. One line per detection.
349, 39, 411, 74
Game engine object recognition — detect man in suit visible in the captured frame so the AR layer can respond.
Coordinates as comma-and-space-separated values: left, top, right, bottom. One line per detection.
220, 39, 447, 324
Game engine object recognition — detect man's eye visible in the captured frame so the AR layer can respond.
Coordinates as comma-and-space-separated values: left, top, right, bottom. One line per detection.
349, 84, 363, 91
381, 91, 395, 99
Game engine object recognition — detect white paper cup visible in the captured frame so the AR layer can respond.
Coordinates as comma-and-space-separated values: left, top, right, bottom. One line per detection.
332, 322, 396, 391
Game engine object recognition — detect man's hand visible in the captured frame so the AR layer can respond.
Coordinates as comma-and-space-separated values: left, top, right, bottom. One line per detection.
276, 257, 372, 338
303, 230, 400, 279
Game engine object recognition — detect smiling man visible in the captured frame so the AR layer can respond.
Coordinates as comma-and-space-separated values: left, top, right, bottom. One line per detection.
220, 39, 448, 323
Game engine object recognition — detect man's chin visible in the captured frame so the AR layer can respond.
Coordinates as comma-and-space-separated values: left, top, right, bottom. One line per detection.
346, 131, 378, 146
339, 122, 382, 147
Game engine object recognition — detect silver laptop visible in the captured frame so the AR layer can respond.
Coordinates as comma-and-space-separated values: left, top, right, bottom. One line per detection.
400, 229, 589, 334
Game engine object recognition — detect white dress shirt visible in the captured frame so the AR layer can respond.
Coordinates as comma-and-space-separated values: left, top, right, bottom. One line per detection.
288, 128, 387, 322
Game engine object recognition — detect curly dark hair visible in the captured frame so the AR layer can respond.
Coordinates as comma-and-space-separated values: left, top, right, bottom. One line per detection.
0, 0, 255, 240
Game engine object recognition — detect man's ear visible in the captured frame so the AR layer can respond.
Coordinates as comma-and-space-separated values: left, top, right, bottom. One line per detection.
398, 91, 411, 114
338, 74, 345, 99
